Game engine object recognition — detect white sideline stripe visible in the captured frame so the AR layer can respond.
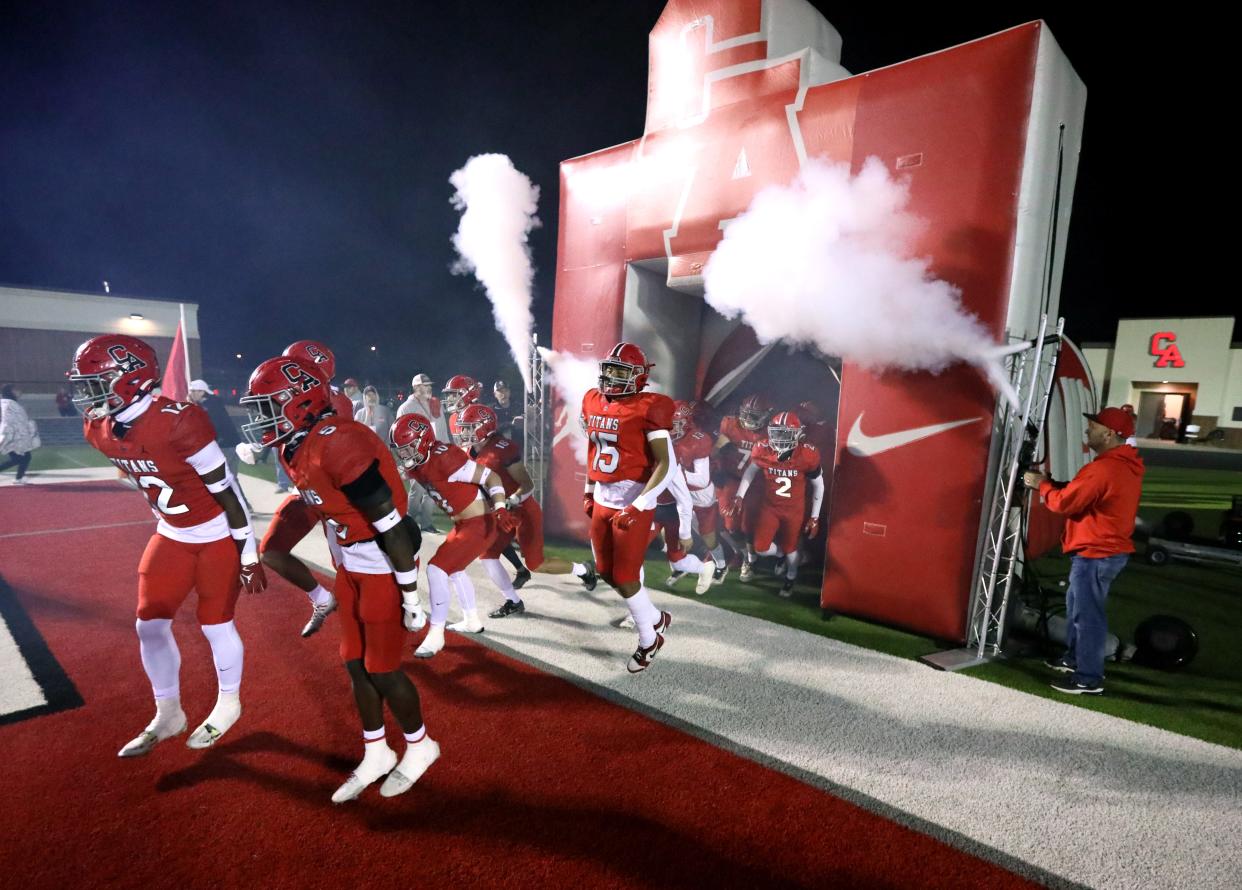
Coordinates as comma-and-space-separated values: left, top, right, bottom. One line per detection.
0, 611, 46, 719
0, 519, 154, 540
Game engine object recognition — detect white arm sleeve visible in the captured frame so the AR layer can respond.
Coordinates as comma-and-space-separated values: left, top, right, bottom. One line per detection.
187, 440, 227, 477
735, 462, 760, 500
810, 473, 825, 517
633, 429, 674, 511
667, 467, 694, 539
684, 456, 711, 490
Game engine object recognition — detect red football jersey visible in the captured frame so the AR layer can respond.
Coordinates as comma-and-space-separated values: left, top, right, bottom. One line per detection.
84, 397, 224, 528
581, 389, 676, 484
717, 415, 766, 479
282, 417, 408, 545
410, 442, 482, 515
330, 388, 355, 418
676, 430, 714, 489
749, 441, 822, 511
472, 436, 522, 497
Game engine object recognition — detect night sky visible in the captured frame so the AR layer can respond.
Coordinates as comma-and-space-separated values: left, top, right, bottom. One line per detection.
1, 2, 1227, 392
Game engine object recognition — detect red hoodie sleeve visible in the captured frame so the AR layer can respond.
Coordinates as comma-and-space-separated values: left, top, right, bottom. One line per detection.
1039, 465, 1105, 516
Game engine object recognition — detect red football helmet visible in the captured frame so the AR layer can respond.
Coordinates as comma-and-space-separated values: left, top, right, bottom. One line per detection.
599, 342, 653, 396
767, 411, 804, 454
390, 413, 436, 470
442, 375, 482, 414
671, 400, 694, 441
68, 334, 161, 418
283, 340, 336, 380
241, 356, 331, 446
737, 394, 771, 431
455, 403, 499, 448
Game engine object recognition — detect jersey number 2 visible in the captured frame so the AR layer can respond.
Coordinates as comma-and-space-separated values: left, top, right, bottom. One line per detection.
591, 432, 620, 473
774, 477, 793, 498
139, 475, 190, 515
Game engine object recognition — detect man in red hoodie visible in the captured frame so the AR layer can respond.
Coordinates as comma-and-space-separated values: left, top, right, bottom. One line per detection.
1024, 407, 1144, 695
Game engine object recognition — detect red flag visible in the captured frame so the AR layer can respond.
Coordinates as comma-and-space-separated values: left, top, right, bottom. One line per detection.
162, 305, 190, 402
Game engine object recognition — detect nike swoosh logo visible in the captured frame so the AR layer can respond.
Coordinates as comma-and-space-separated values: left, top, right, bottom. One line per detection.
846, 414, 984, 457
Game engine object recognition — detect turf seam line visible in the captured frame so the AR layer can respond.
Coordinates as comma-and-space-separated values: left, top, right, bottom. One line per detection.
0, 519, 155, 540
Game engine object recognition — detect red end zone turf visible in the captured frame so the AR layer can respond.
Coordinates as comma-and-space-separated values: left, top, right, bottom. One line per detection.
0, 482, 1034, 888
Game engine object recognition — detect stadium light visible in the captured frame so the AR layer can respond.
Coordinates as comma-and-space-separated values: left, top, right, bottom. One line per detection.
236, 353, 243, 360
129, 313, 144, 320
370, 345, 377, 352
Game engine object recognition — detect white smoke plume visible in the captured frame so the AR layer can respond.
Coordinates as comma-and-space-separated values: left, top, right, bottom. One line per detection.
449, 153, 540, 390
538, 347, 598, 465
703, 156, 1017, 407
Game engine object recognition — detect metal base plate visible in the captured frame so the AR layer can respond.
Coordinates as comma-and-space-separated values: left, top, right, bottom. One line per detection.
919, 648, 995, 672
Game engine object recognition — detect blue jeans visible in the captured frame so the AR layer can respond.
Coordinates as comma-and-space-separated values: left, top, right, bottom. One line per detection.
275, 459, 292, 490
1064, 554, 1128, 685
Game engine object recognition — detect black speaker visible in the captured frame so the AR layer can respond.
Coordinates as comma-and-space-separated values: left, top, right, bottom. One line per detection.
1131, 615, 1199, 670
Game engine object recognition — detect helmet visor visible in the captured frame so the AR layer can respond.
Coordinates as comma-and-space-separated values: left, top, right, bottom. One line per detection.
69, 372, 121, 417
767, 424, 800, 453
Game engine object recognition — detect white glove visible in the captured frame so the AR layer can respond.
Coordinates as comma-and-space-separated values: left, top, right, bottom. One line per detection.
401, 590, 426, 631
235, 442, 261, 466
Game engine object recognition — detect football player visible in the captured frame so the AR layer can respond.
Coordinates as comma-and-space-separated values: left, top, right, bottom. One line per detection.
390, 413, 517, 656
454, 403, 597, 617
657, 401, 721, 592
581, 342, 675, 673
729, 411, 824, 596
444, 373, 531, 586
713, 393, 770, 561
243, 356, 437, 803
234, 340, 354, 637
70, 335, 266, 757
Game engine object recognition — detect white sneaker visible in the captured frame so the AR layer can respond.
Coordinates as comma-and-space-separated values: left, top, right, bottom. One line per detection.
301, 595, 338, 638
187, 693, 241, 749
739, 561, 755, 582
447, 609, 484, 634
118, 704, 187, 757
332, 745, 398, 804
695, 560, 716, 595
414, 624, 446, 658
379, 738, 441, 798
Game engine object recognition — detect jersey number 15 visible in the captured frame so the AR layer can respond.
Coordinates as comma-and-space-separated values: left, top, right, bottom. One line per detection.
590, 431, 620, 474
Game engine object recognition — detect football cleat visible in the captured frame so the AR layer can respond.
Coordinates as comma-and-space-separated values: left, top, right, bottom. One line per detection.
489, 600, 526, 619
447, 609, 485, 634
301, 595, 338, 638
580, 559, 598, 592
512, 568, 532, 590
666, 569, 689, 588
779, 579, 795, 598
739, 561, 755, 582
627, 636, 664, 673
695, 561, 715, 596
414, 624, 446, 658
118, 705, 187, 758
187, 693, 241, 749
332, 745, 398, 804
712, 565, 729, 586
379, 738, 441, 798
653, 610, 672, 636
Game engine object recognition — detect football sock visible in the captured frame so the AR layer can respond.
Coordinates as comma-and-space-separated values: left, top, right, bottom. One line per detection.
307, 584, 333, 606
671, 554, 704, 573
572, 562, 589, 577
452, 571, 477, 611
502, 543, 526, 572
135, 617, 180, 700
426, 564, 451, 626
710, 545, 725, 564
785, 550, 801, 580
483, 559, 520, 603
403, 725, 427, 745
361, 727, 394, 765
201, 620, 244, 695
626, 588, 661, 647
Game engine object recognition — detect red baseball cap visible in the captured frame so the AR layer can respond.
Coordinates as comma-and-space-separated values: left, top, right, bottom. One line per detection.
1084, 407, 1136, 439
